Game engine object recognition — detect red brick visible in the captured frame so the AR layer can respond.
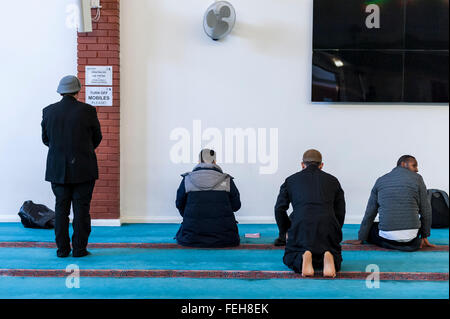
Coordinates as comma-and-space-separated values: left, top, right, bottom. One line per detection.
101, 174, 119, 181
108, 113, 120, 120
79, 51, 97, 58
77, 37, 97, 44
98, 51, 119, 58
90, 206, 109, 213
98, 37, 119, 44
107, 207, 120, 215
89, 30, 109, 37
108, 140, 119, 147
107, 193, 119, 200
87, 58, 109, 65
101, 9, 119, 17
108, 58, 120, 65
100, 119, 119, 127
89, 212, 118, 219
108, 16, 120, 24
95, 180, 109, 187
97, 154, 108, 161
97, 146, 119, 154
109, 126, 120, 133
103, 160, 119, 167
92, 193, 110, 201
103, 133, 119, 140
87, 44, 109, 51
107, 166, 120, 173
107, 153, 120, 161
95, 186, 118, 193
98, 106, 119, 113
108, 44, 120, 51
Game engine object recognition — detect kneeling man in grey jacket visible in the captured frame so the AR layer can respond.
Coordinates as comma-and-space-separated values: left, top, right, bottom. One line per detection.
347, 155, 435, 251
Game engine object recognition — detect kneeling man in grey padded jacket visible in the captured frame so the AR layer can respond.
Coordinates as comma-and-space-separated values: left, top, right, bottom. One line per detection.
346, 155, 435, 251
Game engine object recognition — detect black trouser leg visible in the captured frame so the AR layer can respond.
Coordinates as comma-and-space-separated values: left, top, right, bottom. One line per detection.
51, 183, 73, 256
71, 180, 95, 256
367, 222, 421, 252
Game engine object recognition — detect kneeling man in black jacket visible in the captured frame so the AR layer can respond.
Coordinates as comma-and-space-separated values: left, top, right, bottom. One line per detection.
175, 149, 241, 248
274, 150, 346, 278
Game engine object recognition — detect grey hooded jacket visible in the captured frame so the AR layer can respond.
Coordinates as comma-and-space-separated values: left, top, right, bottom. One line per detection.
175, 163, 241, 248
183, 164, 232, 193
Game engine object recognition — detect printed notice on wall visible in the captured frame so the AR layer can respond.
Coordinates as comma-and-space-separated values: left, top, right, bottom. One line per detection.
85, 66, 113, 86
86, 87, 113, 106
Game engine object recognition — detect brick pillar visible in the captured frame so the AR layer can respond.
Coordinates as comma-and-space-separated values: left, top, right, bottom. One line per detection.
77, 0, 120, 220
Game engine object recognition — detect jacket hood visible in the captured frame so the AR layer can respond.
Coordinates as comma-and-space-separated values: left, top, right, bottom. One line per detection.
193, 163, 223, 173
184, 163, 229, 191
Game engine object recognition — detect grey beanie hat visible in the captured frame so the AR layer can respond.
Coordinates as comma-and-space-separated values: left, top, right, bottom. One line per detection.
57, 75, 81, 94
199, 149, 217, 164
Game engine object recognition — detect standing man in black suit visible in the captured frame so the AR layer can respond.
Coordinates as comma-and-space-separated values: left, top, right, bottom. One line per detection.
41, 76, 102, 258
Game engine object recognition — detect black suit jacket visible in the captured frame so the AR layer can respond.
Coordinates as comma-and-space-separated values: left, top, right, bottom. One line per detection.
275, 165, 346, 256
41, 96, 102, 184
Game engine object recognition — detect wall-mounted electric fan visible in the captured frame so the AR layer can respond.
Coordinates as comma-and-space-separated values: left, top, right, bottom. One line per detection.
203, 1, 236, 41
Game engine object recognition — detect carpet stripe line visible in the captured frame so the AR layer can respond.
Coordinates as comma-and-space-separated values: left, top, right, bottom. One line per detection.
0, 269, 448, 281
0, 242, 447, 251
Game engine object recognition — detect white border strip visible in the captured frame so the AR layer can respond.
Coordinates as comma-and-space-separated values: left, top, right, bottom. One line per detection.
120, 216, 276, 224
0, 215, 121, 227
1, 214, 361, 225
120, 216, 363, 224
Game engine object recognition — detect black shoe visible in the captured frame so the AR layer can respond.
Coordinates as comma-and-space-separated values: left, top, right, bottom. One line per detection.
57, 250, 71, 258
274, 237, 286, 246
73, 250, 91, 258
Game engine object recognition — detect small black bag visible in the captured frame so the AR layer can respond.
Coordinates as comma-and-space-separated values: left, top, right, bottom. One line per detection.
18, 201, 55, 229
427, 190, 449, 229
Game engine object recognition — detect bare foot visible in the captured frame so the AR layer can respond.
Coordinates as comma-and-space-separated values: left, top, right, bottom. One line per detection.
420, 238, 437, 249
302, 251, 314, 277
323, 251, 336, 278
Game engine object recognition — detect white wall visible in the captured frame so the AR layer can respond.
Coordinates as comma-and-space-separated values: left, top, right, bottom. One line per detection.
0, 0, 77, 220
120, 0, 449, 224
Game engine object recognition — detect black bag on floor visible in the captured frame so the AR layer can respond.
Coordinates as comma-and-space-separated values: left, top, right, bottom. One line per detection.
18, 201, 55, 229
427, 190, 449, 228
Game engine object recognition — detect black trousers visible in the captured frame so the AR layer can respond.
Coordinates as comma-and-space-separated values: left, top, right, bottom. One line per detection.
51, 180, 96, 255
367, 222, 421, 252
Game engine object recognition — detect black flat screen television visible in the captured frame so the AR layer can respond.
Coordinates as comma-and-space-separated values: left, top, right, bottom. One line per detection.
312, 0, 449, 103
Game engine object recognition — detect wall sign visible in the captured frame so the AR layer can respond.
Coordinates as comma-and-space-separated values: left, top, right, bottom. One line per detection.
86, 66, 113, 86
86, 87, 113, 106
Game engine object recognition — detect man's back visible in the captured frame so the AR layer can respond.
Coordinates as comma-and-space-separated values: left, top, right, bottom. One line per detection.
358, 165, 432, 243
276, 165, 346, 255
41, 95, 102, 184
285, 167, 344, 217
374, 167, 427, 232
175, 163, 241, 248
